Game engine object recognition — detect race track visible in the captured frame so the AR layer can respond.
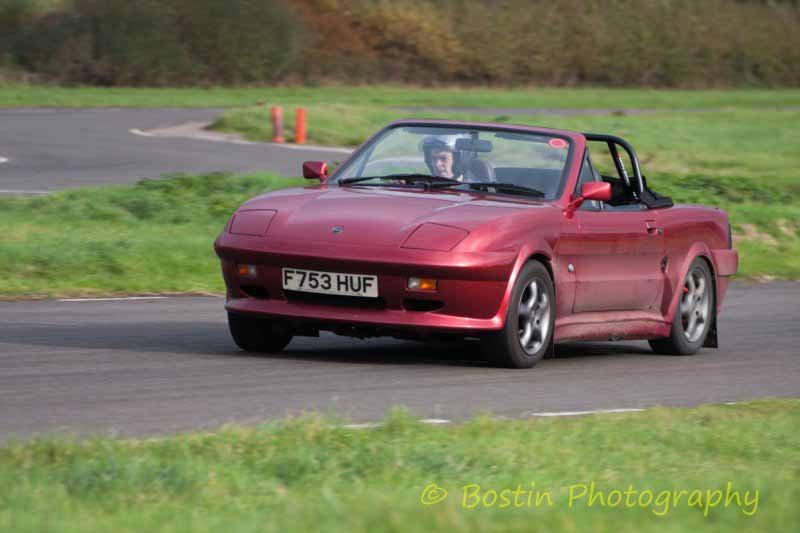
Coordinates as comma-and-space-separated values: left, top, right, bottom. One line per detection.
1, 282, 798, 440
0, 108, 348, 193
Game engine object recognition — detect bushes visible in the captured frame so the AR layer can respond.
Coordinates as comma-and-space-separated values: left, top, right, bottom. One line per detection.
3, 0, 302, 85
2, 0, 799, 87
290, 0, 800, 87
293, 0, 800, 87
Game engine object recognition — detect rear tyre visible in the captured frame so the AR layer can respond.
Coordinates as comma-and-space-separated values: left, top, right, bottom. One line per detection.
228, 312, 293, 353
649, 258, 715, 356
481, 261, 555, 368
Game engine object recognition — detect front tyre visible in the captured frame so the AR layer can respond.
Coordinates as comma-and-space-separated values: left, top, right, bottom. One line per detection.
228, 312, 293, 353
482, 261, 555, 368
649, 258, 715, 355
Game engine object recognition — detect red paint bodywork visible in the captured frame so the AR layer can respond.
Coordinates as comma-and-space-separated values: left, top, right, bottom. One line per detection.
215, 120, 738, 343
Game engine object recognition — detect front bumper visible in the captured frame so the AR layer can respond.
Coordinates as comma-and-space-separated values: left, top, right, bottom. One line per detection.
215, 233, 516, 333
225, 296, 505, 332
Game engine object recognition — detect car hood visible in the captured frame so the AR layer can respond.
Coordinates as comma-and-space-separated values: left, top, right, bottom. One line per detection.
238, 186, 550, 247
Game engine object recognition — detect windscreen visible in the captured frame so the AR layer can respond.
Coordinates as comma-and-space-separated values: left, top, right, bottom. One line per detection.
333, 126, 572, 200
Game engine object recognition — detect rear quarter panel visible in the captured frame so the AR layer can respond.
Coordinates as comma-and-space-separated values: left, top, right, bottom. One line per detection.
656, 204, 733, 318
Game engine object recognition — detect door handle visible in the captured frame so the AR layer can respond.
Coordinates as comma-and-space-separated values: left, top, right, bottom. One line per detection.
645, 220, 662, 235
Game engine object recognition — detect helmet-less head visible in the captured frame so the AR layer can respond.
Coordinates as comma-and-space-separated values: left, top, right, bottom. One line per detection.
419, 134, 468, 179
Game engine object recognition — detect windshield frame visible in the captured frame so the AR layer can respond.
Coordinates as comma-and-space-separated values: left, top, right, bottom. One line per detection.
329, 122, 577, 201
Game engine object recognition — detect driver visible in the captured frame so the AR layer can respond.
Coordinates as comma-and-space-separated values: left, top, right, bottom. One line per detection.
420, 135, 465, 181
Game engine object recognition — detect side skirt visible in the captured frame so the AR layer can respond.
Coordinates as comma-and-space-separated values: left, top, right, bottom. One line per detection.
555, 311, 671, 342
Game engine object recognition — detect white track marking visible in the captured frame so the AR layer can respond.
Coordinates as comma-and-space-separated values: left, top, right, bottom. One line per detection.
128, 128, 153, 137
342, 419, 451, 430
530, 408, 644, 417
340, 409, 647, 430
129, 125, 352, 153
272, 142, 352, 154
420, 418, 452, 425
0, 189, 50, 195
57, 296, 169, 302
0, 156, 8, 164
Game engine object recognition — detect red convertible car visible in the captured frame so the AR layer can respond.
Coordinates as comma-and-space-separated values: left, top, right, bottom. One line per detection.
214, 120, 738, 368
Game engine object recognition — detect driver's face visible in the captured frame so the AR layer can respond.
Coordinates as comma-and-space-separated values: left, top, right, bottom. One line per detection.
430, 149, 454, 178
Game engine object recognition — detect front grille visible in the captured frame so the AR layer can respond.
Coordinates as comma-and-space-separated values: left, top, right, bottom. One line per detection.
284, 290, 387, 310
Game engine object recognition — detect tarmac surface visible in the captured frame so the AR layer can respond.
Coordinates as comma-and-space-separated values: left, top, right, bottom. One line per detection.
1, 282, 798, 440
0, 108, 348, 193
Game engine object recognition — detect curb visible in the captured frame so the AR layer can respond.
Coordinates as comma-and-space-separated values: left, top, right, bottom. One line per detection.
130, 121, 353, 154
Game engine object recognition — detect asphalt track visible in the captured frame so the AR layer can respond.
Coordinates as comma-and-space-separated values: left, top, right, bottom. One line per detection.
1, 282, 798, 440
0, 108, 348, 193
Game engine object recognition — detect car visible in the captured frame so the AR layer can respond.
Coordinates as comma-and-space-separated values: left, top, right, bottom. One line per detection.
214, 119, 738, 368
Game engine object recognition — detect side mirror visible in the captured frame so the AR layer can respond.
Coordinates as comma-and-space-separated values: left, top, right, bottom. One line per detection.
565, 181, 611, 216
581, 181, 611, 202
303, 161, 328, 182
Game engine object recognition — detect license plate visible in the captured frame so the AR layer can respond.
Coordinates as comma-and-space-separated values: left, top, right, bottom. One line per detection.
282, 268, 378, 298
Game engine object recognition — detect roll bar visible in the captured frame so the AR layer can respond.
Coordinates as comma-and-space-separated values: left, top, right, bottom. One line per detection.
583, 133, 645, 199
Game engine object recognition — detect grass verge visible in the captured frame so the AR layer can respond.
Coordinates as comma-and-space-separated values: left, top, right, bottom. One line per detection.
0, 173, 304, 298
1, 400, 798, 532
2, 84, 800, 109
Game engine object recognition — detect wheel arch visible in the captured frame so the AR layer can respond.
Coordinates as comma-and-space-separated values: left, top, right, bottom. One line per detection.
664, 246, 719, 348
695, 254, 719, 348
511, 251, 558, 359
492, 241, 555, 330
526, 252, 555, 282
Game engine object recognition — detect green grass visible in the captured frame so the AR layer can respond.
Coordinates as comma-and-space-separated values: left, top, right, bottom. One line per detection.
0, 173, 304, 298
2, 84, 800, 109
1, 400, 798, 532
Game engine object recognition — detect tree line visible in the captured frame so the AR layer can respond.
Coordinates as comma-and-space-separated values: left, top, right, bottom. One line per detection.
2, 0, 798, 87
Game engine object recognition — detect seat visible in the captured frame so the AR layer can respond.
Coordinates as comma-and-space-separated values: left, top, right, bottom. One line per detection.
466, 158, 495, 182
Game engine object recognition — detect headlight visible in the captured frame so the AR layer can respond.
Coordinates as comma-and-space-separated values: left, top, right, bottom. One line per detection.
401, 223, 469, 251
229, 209, 277, 236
